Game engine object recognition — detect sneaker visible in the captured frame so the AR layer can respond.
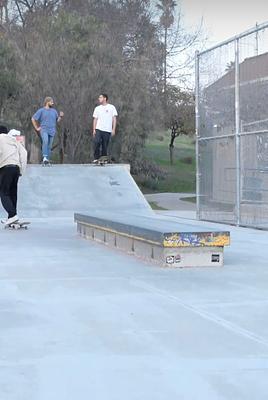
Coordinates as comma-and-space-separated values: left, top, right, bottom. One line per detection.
5, 215, 19, 226
42, 157, 49, 164
92, 159, 99, 164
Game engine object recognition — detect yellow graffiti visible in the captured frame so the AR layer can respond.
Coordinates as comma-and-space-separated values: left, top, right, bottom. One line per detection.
163, 233, 230, 248
199, 235, 230, 247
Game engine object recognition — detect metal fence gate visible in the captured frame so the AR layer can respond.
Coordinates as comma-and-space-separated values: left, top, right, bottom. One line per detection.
196, 21, 268, 229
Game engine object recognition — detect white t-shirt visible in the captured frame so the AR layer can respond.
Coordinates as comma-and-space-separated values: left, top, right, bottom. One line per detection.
93, 104, 118, 133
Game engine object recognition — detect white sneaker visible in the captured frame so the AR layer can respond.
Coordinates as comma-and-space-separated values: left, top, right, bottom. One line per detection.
42, 157, 49, 164
5, 215, 19, 226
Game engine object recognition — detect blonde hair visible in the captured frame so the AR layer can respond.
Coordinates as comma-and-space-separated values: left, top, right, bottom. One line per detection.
44, 96, 53, 106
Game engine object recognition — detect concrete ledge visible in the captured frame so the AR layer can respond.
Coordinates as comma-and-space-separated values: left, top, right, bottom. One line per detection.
74, 212, 230, 268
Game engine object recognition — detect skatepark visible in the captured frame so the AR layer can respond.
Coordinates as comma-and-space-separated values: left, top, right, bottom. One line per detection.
1, 164, 268, 399
1, 0, 268, 397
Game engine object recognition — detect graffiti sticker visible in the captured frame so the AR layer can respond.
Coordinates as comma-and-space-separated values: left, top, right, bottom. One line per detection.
212, 254, 220, 263
174, 255, 181, 263
166, 256, 175, 264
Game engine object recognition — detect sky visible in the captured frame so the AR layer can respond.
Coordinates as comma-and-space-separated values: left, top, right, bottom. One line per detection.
181, 0, 268, 48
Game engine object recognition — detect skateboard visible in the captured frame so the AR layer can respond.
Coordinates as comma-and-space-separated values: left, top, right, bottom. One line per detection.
93, 156, 111, 166
1, 220, 31, 230
42, 160, 52, 167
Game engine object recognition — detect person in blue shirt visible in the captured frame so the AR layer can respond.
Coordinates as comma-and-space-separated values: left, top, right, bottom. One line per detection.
31, 97, 64, 164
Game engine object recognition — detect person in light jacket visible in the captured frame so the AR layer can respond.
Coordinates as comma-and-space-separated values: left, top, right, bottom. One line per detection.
0, 126, 27, 225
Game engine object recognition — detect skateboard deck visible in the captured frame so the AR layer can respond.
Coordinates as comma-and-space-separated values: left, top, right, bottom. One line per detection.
93, 156, 111, 166
1, 220, 31, 230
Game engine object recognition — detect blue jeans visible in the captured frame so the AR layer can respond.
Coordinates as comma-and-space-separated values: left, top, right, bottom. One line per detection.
94, 129, 111, 159
40, 130, 55, 159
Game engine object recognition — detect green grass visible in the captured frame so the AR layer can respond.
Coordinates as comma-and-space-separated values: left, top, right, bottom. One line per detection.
138, 131, 196, 194
148, 201, 167, 211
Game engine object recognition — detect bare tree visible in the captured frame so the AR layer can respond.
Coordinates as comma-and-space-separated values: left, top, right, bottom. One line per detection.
155, 0, 201, 165
11, 0, 60, 24
156, 0, 203, 100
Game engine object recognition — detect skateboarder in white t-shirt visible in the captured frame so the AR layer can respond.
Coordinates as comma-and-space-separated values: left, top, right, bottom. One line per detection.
92, 94, 118, 162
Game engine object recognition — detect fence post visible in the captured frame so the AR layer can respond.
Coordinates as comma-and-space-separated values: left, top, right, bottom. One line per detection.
235, 38, 241, 226
195, 50, 200, 220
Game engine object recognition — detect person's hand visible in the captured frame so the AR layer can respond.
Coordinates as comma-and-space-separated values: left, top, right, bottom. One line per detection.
36, 127, 41, 133
112, 129, 116, 137
93, 130, 96, 137
59, 111, 64, 118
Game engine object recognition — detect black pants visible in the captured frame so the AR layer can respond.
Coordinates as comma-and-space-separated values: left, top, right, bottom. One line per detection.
0, 165, 20, 218
94, 129, 111, 159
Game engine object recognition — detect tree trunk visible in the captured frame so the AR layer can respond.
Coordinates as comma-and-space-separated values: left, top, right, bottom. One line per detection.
169, 144, 174, 165
163, 26, 167, 111
169, 128, 177, 165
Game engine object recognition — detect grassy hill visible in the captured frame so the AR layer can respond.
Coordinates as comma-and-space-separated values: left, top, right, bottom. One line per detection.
136, 131, 196, 194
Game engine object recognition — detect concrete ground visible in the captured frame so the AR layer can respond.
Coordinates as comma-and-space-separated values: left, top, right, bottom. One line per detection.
1, 167, 267, 399
145, 192, 196, 211
1, 215, 268, 399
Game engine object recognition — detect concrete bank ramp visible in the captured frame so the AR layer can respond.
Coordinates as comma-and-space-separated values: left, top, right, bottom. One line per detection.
12, 164, 153, 218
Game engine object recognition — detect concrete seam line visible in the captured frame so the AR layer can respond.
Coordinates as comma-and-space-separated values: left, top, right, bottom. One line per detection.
132, 279, 268, 348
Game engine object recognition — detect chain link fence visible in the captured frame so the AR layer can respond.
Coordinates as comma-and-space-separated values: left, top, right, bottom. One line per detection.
196, 22, 268, 228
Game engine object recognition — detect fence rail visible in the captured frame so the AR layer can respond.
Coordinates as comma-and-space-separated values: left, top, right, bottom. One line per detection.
196, 21, 268, 229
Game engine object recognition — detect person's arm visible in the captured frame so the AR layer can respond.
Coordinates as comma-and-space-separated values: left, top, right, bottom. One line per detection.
31, 117, 41, 133
57, 111, 64, 123
93, 117, 98, 137
112, 116, 117, 136
18, 142, 28, 176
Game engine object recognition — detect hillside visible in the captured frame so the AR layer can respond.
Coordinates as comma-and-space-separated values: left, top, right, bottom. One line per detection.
136, 131, 196, 194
